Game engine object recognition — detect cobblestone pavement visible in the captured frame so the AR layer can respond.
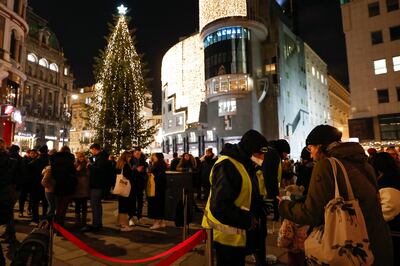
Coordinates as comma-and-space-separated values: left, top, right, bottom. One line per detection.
1, 200, 288, 265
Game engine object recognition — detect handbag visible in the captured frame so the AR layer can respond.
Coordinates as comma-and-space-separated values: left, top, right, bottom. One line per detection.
305, 157, 374, 266
146, 172, 156, 197
112, 169, 131, 197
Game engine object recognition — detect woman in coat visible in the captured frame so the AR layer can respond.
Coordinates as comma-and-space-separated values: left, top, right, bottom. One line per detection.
147, 153, 167, 230
278, 125, 393, 266
74, 152, 90, 226
116, 151, 134, 232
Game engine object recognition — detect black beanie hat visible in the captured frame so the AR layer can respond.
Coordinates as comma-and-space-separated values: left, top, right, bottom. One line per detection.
275, 139, 291, 154
239, 130, 268, 157
38, 145, 48, 154
306, 125, 342, 146
300, 147, 311, 160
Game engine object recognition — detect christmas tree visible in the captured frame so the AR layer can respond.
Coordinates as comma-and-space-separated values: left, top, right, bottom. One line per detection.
90, 5, 156, 154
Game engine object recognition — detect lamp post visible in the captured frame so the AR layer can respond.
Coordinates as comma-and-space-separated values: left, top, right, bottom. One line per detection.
62, 103, 71, 147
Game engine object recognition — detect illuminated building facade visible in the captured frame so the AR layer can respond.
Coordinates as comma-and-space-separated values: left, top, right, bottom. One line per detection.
161, 0, 330, 158
341, 0, 400, 145
328, 75, 350, 140
14, 8, 74, 151
0, 0, 28, 146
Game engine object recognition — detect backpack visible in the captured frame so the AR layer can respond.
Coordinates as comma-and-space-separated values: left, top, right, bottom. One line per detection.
11, 220, 52, 266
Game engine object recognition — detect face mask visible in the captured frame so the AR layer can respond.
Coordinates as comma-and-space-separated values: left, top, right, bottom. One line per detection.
251, 155, 263, 166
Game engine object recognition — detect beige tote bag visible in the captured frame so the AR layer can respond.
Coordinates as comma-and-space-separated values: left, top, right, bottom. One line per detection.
305, 157, 374, 266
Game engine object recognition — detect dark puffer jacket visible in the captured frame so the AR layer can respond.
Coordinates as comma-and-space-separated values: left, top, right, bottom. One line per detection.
279, 142, 393, 266
51, 152, 77, 196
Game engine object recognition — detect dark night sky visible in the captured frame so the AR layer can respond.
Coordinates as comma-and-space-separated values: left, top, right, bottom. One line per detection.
28, 0, 348, 114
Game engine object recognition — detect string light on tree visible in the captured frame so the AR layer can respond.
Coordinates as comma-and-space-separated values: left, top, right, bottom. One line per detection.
90, 4, 156, 154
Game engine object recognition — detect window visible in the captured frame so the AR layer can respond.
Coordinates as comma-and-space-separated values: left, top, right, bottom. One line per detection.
393, 56, 400, 71
38, 58, 49, 68
379, 113, 400, 140
189, 132, 196, 143
371, 31, 383, 45
64, 67, 68, 76
389, 25, 400, 41
168, 103, 172, 112
377, 89, 389, 103
397, 86, 400, 101
206, 130, 214, 141
373, 59, 387, 74
386, 0, 399, 12
27, 53, 38, 63
311, 66, 315, 76
49, 63, 59, 72
368, 2, 380, 17
25, 122, 33, 132
176, 116, 183, 126
168, 119, 172, 128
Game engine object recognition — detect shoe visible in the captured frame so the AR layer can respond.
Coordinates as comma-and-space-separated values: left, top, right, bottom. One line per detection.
120, 225, 134, 232
150, 221, 161, 230
29, 221, 38, 226
129, 218, 135, 226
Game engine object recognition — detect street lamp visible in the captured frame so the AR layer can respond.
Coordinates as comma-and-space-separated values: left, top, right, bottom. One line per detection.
61, 103, 71, 147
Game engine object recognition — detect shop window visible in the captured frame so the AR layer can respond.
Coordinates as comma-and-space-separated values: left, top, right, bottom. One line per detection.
389, 25, 400, 41
379, 113, 400, 140
371, 31, 383, 45
373, 59, 387, 74
368, 2, 380, 17
377, 89, 389, 103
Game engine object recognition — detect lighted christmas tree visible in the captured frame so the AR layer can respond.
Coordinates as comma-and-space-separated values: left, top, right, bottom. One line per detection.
90, 5, 156, 154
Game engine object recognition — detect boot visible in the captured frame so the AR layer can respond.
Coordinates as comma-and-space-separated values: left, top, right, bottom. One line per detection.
75, 213, 81, 226
81, 213, 87, 226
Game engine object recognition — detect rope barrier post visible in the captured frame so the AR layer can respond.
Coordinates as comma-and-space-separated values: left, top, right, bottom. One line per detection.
206, 228, 214, 266
48, 216, 55, 266
182, 188, 188, 241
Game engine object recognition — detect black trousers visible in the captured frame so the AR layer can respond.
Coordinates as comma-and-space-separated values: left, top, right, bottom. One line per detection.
214, 242, 246, 266
31, 186, 48, 222
131, 188, 144, 219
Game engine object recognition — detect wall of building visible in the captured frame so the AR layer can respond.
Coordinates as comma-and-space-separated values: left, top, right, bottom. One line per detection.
341, 0, 400, 142
328, 74, 350, 140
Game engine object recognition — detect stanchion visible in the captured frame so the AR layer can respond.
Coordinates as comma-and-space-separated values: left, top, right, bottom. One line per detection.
206, 228, 214, 266
182, 188, 188, 241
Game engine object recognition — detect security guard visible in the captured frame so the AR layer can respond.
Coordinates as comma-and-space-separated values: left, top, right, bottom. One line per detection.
202, 130, 269, 266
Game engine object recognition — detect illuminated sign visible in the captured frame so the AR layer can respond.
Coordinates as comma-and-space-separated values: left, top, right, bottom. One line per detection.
199, 0, 247, 32
1, 105, 14, 116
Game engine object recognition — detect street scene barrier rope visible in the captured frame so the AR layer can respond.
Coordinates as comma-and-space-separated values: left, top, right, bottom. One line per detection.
53, 222, 206, 265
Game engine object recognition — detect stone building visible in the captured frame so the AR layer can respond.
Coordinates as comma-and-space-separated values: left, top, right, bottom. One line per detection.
328, 75, 350, 140
14, 7, 74, 151
0, 0, 28, 146
341, 0, 400, 145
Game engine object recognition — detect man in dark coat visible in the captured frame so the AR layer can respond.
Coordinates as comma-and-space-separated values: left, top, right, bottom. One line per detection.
28, 145, 49, 224
169, 152, 180, 171
0, 139, 17, 264
199, 148, 217, 200
130, 147, 148, 224
82, 143, 111, 232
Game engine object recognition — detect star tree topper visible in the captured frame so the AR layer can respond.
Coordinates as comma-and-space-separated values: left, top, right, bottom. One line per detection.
117, 4, 127, 15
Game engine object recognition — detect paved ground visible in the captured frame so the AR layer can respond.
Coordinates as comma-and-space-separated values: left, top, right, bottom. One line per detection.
1, 200, 288, 265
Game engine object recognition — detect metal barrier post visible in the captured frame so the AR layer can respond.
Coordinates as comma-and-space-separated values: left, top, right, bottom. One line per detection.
206, 228, 214, 266
182, 188, 188, 241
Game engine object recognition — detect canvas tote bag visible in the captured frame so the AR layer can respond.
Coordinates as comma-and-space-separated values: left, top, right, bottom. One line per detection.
112, 168, 131, 197
305, 157, 374, 266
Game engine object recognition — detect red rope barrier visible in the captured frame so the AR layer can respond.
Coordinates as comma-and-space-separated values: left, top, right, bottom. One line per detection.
53, 223, 206, 264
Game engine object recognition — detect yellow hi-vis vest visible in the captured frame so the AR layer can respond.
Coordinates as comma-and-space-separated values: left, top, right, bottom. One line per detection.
201, 155, 252, 247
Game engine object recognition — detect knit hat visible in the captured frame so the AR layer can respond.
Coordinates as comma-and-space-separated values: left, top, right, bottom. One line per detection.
306, 125, 342, 146
300, 147, 311, 160
239, 130, 268, 157
38, 145, 48, 154
275, 139, 291, 154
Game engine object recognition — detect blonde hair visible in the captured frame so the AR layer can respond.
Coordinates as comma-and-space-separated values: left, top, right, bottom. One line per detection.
116, 151, 132, 169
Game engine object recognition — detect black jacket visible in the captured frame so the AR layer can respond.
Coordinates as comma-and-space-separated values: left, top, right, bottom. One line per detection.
262, 146, 280, 199
51, 152, 77, 196
209, 143, 259, 230
131, 155, 148, 190
0, 150, 14, 188
200, 155, 217, 187
9, 151, 29, 189
89, 150, 112, 190
28, 154, 49, 187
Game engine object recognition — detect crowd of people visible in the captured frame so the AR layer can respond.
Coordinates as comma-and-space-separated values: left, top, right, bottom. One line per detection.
1, 124, 400, 265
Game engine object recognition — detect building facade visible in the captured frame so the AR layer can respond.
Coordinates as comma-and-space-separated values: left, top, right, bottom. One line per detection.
341, 0, 400, 145
0, 0, 28, 146
161, 0, 330, 158
328, 75, 350, 140
14, 7, 74, 151
304, 43, 330, 130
